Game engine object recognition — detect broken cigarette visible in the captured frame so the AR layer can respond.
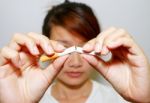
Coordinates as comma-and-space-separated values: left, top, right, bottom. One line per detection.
40, 46, 97, 62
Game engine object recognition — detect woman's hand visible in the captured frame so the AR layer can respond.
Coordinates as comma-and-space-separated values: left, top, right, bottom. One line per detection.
82, 27, 150, 102
0, 33, 68, 103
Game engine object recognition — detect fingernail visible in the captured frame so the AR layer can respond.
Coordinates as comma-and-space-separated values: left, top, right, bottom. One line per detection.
13, 57, 22, 67
33, 46, 39, 55
107, 42, 114, 47
107, 41, 112, 46
57, 44, 65, 50
83, 44, 90, 49
83, 44, 92, 51
18, 60, 23, 66
95, 43, 101, 53
47, 45, 54, 55
101, 46, 109, 55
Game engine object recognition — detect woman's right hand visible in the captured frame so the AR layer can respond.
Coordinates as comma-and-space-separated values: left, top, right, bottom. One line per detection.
0, 33, 68, 103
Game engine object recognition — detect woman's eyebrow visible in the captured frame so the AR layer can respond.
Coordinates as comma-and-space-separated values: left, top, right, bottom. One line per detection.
56, 40, 85, 47
56, 40, 72, 44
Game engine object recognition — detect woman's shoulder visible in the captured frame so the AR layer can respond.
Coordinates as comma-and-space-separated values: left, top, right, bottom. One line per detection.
39, 83, 58, 103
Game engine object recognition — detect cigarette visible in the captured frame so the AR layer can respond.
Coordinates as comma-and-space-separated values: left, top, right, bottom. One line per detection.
40, 46, 97, 62
40, 53, 59, 62
40, 46, 75, 62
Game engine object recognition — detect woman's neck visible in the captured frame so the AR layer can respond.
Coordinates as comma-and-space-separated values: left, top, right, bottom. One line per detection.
51, 79, 92, 101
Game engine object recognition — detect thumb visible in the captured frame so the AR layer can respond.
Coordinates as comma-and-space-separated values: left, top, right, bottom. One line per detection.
42, 55, 69, 84
81, 54, 108, 78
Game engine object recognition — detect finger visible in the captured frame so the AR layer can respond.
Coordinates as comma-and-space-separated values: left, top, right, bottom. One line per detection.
101, 28, 128, 55
42, 55, 69, 84
0, 53, 7, 66
8, 41, 21, 51
50, 40, 66, 52
105, 28, 129, 45
95, 27, 117, 53
81, 54, 108, 78
101, 46, 110, 55
107, 37, 140, 55
83, 38, 96, 52
11, 33, 39, 55
1, 46, 21, 68
27, 32, 55, 55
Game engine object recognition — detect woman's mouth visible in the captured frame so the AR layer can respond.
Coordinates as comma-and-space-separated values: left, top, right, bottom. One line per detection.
65, 72, 83, 78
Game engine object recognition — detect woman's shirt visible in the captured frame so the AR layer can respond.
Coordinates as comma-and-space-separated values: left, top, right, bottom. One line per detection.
39, 80, 129, 103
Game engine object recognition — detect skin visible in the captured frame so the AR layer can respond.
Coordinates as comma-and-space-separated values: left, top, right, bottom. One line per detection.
0, 26, 150, 103
50, 26, 94, 103
82, 27, 150, 102
0, 32, 68, 103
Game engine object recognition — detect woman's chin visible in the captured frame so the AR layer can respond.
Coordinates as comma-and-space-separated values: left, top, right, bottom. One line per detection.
58, 77, 89, 88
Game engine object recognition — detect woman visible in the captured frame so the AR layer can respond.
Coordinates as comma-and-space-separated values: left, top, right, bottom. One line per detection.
0, 1, 150, 103
40, 1, 126, 103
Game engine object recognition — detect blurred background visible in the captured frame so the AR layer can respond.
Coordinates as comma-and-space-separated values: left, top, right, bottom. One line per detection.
0, 0, 150, 84
0, 0, 150, 59
0, 0, 150, 58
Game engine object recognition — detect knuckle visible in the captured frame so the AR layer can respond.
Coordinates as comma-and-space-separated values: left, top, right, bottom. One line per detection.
118, 28, 127, 34
41, 35, 50, 42
88, 39, 94, 44
27, 32, 37, 37
25, 36, 35, 45
106, 27, 117, 32
11, 52, 19, 59
0, 47, 17, 60
28, 32, 50, 43
118, 28, 131, 38
95, 39, 101, 44
27, 41, 35, 47
12, 33, 21, 39
50, 40, 57, 44
1, 46, 7, 54
109, 26, 117, 30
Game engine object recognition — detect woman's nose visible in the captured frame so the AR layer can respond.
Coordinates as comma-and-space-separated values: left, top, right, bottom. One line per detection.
66, 52, 83, 68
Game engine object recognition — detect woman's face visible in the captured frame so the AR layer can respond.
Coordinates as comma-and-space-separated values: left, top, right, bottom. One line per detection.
50, 26, 94, 87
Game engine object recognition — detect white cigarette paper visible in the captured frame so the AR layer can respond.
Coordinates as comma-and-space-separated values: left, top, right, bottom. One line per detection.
40, 46, 98, 62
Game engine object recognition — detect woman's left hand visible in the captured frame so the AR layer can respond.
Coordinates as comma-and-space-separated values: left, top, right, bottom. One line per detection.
82, 27, 150, 102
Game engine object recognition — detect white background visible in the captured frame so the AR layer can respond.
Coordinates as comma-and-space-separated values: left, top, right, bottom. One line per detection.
0, 0, 150, 59
0, 0, 150, 88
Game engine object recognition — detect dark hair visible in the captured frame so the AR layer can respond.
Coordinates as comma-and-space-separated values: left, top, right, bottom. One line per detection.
42, 1, 100, 40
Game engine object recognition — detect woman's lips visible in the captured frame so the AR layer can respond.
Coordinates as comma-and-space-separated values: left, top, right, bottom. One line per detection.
65, 72, 83, 78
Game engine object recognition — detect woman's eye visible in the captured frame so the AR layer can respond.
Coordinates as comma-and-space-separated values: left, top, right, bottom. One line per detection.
63, 45, 71, 48
57, 41, 74, 48
60, 43, 70, 48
